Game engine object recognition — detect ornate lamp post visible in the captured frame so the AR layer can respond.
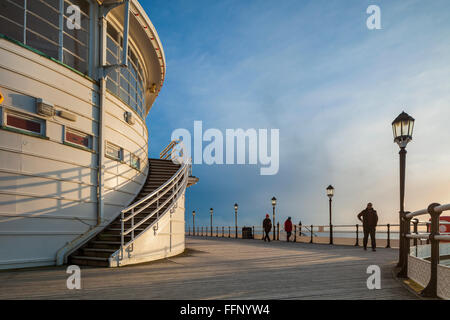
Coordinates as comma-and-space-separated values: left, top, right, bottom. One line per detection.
192, 210, 196, 236
271, 197, 277, 240
326, 185, 334, 245
210, 208, 213, 237
392, 111, 415, 269
234, 203, 238, 238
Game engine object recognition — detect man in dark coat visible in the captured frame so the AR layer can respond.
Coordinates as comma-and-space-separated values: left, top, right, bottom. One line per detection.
284, 217, 293, 242
357, 203, 379, 251
263, 214, 272, 242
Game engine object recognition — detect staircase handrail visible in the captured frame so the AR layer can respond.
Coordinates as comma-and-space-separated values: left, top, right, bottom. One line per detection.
121, 163, 187, 218
160, 139, 181, 160
115, 160, 190, 264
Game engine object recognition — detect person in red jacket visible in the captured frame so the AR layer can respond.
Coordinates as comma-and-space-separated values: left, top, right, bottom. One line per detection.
284, 217, 293, 242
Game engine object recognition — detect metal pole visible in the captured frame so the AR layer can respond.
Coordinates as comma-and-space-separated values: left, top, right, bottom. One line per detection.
310, 225, 313, 243
412, 219, 419, 257
397, 147, 406, 267
210, 212, 213, 237
397, 212, 411, 278
216, 226, 219, 237
329, 198, 333, 245
235, 209, 238, 238
294, 225, 297, 242
229, 226, 231, 238
277, 222, 280, 241
421, 203, 441, 298
193, 214, 195, 236
252, 226, 255, 240
354, 224, 359, 246
386, 223, 391, 248
272, 205, 276, 241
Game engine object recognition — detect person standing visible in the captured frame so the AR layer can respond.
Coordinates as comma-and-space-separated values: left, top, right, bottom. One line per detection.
284, 217, 293, 242
263, 214, 272, 242
357, 203, 379, 251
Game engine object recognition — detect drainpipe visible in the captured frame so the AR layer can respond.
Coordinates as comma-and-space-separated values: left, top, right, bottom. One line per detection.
97, 10, 107, 224
55, 1, 130, 265
98, 0, 129, 223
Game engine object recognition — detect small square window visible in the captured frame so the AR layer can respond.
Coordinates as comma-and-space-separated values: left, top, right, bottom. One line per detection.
65, 127, 92, 150
4, 111, 44, 136
106, 142, 123, 161
130, 154, 140, 170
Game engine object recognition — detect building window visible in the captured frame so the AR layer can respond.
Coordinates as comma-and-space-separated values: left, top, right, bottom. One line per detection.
130, 154, 140, 170
3, 111, 44, 136
0, 0, 90, 75
106, 142, 123, 161
105, 22, 146, 120
64, 127, 92, 150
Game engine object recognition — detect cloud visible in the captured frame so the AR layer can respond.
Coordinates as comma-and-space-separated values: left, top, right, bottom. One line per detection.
146, 0, 450, 227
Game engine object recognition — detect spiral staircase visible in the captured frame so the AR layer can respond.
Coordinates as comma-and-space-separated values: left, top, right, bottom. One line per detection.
69, 141, 196, 267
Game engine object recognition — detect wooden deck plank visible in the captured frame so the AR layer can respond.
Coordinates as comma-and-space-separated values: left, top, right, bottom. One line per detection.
0, 237, 416, 299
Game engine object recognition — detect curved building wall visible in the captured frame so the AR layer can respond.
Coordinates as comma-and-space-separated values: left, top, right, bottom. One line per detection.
0, 0, 165, 269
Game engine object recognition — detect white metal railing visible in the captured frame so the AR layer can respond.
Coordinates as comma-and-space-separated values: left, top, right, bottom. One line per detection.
160, 139, 182, 160
111, 141, 191, 263
398, 202, 450, 298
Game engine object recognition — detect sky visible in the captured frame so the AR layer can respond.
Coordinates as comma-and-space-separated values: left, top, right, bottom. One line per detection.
142, 0, 450, 228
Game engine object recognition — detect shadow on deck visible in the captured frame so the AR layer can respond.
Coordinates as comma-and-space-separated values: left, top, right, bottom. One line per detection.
0, 237, 417, 299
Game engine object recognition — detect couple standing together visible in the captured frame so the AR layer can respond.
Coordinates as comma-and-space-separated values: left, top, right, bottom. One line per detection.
262, 215, 294, 242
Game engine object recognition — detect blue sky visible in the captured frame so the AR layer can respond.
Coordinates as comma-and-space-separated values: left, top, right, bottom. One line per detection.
143, 0, 450, 228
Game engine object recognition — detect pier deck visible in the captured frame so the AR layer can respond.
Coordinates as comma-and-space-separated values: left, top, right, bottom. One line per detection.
0, 237, 416, 299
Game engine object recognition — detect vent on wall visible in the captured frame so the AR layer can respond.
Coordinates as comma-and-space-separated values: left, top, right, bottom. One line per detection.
124, 111, 135, 125
36, 99, 55, 117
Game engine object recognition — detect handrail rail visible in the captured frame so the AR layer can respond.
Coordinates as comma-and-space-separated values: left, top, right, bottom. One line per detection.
123, 178, 187, 236
397, 202, 450, 298
159, 140, 177, 156
160, 139, 181, 160
121, 163, 186, 216
111, 140, 192, 266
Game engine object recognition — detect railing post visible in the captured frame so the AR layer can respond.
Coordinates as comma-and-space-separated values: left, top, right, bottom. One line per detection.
120, 211, 124, 259
201, 226, 203, 236
397, 212, 411, 278
421, 203, 441, 298
397, 212, 405, 267
277, 222, 280, 241
354, 224, 359, 246
412, 219, 419, 251
252, 226, 255, 240
385, 223, 391, 248
299, 223, 302, 239
222, 226, 224, 237
310, 225, 313, 243
229, 226, 231, 238
412, 218, 419, 257
294, 225, 297, 242
131, 208, 135, 242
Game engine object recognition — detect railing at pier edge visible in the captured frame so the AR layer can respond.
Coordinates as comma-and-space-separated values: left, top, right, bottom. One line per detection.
397, 203, 450, 298
187, 222, 408, 246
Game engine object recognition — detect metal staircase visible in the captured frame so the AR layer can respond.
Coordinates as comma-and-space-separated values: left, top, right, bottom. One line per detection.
69, 141, 192, 267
